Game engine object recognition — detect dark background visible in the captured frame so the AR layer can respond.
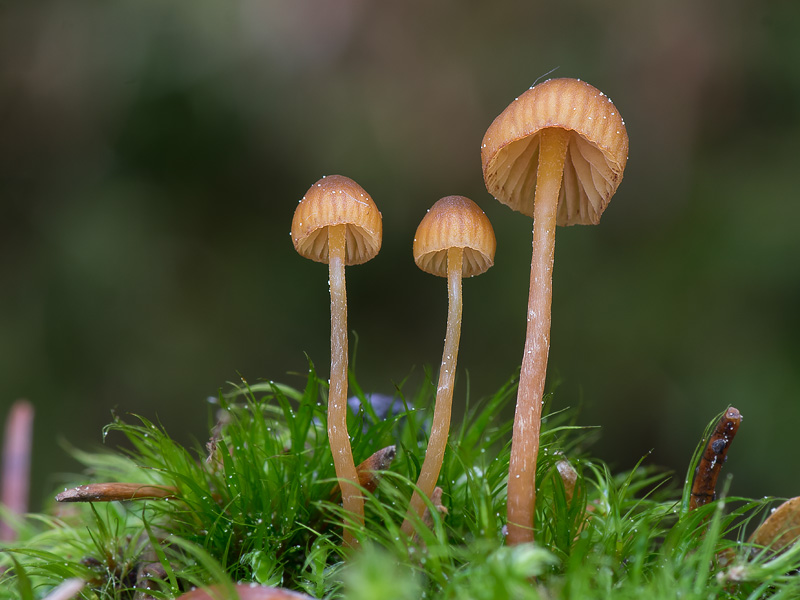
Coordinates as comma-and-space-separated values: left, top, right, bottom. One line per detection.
2, 0, 799, 509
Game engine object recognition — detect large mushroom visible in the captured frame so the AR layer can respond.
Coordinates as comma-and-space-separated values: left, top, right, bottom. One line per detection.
481, 78, 628, 545
401, 195, 495, 536
291, 175, 382, 548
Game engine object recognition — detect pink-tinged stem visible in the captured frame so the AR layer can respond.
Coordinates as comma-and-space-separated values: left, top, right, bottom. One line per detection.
328, 224, 364, 548
506, 127, 569, 546
1, 399, 34, 542
402, 247, 463, 536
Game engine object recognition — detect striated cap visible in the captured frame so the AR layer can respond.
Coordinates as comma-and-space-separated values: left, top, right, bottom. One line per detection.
481, 78, 629, 226
291, 175, 382, 265
413, 195, 496, 277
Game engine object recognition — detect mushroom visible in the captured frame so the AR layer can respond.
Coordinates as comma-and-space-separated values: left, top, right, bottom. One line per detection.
401, 195, 495, 536
291, 174, 382, 548
481, 78, 628, 545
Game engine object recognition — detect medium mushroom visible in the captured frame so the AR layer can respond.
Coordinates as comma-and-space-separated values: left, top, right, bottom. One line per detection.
401, 195, 495, 536
481, 78, 628, 545
291, 174, 382, 548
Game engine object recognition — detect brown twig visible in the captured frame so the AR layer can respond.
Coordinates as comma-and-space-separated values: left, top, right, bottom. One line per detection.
689, 406, 742, 510
1, 399, 34, 542
134, 561, 169, 600
205, 407, 232, 469
411, 486, 448, 547
421, 486, 447, 530
56, 445, 395, 506
56, 482, 178, 503
330, 445, 396, 500
556, 458, 578, 506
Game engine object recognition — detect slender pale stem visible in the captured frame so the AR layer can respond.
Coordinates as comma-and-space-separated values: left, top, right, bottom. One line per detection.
327, 224, 363, 548
506, 127, 569, 546
401, 247, 463, 536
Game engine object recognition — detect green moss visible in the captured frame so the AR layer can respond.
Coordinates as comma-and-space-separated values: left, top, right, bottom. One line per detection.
2, 365, 799, 599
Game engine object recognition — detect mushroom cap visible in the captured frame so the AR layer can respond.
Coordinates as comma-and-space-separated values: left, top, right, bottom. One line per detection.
413, 195, 496, 277
291, 175, 382, 265
176, 584, 313, 600
481, 78, 629, 226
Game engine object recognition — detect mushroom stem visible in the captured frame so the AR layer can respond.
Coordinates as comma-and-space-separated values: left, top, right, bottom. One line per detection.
327, 223, 364, 548
506, 127, 569, 546
401, 246, 463, 536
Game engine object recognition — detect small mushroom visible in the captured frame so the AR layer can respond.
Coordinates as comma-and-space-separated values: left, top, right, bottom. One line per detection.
481, 78, 628, 545
291, 174, 382, 548
401, 196, 495, 536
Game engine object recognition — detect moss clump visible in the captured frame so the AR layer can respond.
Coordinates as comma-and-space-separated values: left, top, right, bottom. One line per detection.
2, 365, 799, 599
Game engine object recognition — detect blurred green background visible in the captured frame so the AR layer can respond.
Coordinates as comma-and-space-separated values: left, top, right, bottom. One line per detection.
2, 0, 799, 509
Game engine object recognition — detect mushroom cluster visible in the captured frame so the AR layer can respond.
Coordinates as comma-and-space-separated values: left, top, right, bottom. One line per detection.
290, 77, 628, 548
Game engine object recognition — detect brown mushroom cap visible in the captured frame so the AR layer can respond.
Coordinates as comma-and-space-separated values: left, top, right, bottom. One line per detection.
291, 175, 382, 265
481, 78, 629, 226
413, 195, 496, 277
